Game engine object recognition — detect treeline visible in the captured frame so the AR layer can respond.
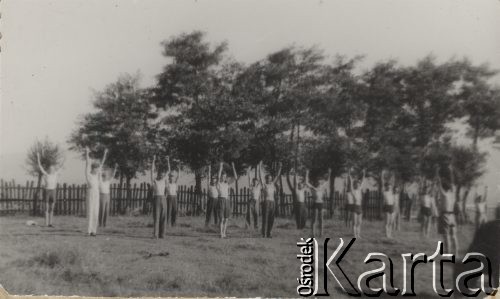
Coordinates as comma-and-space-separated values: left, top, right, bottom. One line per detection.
65, 31, 499, 219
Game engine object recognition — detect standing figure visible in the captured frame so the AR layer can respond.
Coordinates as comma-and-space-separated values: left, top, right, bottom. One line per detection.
36, 152, 63, 227
246, 166, 260, 230
258, 161, 282, 238
305, 168, 331, 238
344, 175, 354, 228
217, 162, 238, 238
99, 163, 117, 228
205, 165, 219, 227
85, 147, 107, 236
150, 155, 167, 239
348, 168, 367, 239
475, 185, 488, 229
286, 169, 307, 230
166, 156, 179, 227
381, 169, 396, 239
419, 179, 436, 238
435, 165, 459, 256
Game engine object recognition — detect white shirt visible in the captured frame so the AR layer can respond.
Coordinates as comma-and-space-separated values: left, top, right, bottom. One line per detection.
167, 183, 177, 196
218, 182, 229, 198
153, 179, 166, 196
99, 180, 111, 194
295, 188, 306, 203
383, 191, 395, 205
476, 201, 486, 214
251, 185, 261, 200
263, 183, 276, 201
44, 173, 58, 190
208, 185, 219, 198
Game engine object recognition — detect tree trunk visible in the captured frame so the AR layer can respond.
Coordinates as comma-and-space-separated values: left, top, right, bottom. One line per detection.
125, 176, 132, 214
118, 174, 124, 214
195, 169, 203, 195
461, 187, 471, 224
32, 173, 43, 216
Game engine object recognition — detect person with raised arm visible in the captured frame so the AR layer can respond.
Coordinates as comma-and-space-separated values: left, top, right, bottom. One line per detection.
150, 155, 167, 238
36, 151, 63, 227
349, 167, 366, 238
435, 164, 459, 256
85, 147, 107, 236
344, 173, 354, 228
246, 165, 260, 230
205, 164, 219, 227
305, 168, 331, 237
99, 162, 117, 228
419, 177, 436, 238
259, 161, 282, 238
166, 156, 179, 227
381, 169, 396, 238
216, 162, 237, 238
474, 185, 488, 229
286, 168, 307, 230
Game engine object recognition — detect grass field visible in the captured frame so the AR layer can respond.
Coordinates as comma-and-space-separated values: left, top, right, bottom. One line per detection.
0, 214, 476, 297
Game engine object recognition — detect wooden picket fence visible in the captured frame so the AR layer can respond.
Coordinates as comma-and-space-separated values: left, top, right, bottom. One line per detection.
0, 179, 417, 221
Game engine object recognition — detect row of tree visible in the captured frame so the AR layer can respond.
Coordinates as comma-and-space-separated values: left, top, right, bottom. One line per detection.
28, 31, 500, 219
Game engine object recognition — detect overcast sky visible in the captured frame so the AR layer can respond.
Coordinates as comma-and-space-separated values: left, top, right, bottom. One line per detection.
1, 0, 499, 200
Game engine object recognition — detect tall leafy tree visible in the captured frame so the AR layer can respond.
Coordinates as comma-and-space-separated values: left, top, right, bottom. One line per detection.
69, 73, 154, 189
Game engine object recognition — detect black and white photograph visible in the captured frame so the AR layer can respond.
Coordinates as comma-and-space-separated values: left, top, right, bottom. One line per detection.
0, 0, 499, 298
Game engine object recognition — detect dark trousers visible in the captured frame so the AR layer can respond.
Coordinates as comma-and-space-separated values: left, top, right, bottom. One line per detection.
167, 195, 177, 227
294, 202, 306, 229
246, 199, 258, 229
98, 193, 110, 227
213, 197, 221, 225
261, 200, 275, 237
154, 195, 167, 238
205, 196, 218, 226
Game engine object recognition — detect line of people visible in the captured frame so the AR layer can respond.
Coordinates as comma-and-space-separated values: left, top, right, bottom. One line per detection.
36, 151, 491, 251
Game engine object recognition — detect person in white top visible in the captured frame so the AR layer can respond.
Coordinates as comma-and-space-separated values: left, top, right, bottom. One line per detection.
258, 161, 282, 238
305, 168, 331, 238
286, 168, 306, 230
435, 164, 459, 257
85, 147, 107, 236
246, 165, 261, 230
99, 163, 117, 228
348, 167, 367, 239
216, 162, 239, 238
205, 165, 219, 227
150, 155, 167, 238
381, 169, 396, 239
166, 156, 179, 227
474, 185, 488, 230
37, 152, 64, 227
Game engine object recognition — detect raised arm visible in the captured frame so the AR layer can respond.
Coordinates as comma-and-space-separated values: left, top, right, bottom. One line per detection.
167, 156, 171, 176
207, 165, 212, 189
448, 164, 456, 193
218, 162, 223, 182
112, 163, 118, 179
247, 166, 252, 187
380, 169, 386, 189
150, 155, 156, 183
483, 185, 488, 202
36, 152, 49, 176
231, 162, 238, 182
258, 161, 264, 186
305, 169, 315, 189
435, 166, 445, 195
348, 168, 354, 193
273, 162, 282, 184
285, 167, 294, 193
85, 147, 91, 183
99, 149, 108, 172
360, 168, 367, 190
174, 163, 180, 183
320, 168, 332, 190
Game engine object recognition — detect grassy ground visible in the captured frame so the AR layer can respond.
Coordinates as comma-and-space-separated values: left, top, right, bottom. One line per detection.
0, 214, 475, 297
